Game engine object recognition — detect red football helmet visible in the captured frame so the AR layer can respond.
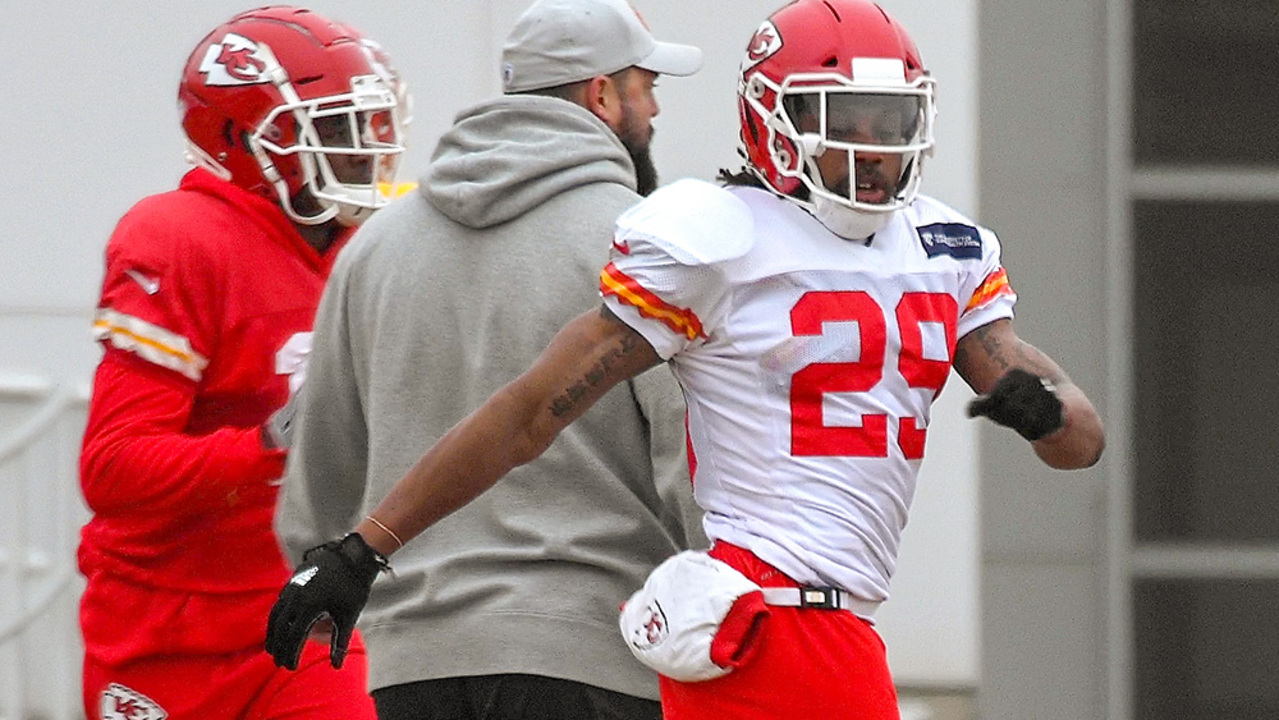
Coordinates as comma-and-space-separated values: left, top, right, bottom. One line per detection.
737, 0, 935, 238
179, 6, 407, 227
333, 22, 414, 140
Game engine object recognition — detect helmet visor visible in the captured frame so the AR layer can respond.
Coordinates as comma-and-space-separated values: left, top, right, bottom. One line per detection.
311, 109, 400, 186
782, 90, 928, 149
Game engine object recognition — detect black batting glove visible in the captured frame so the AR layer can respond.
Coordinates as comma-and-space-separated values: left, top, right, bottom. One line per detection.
265, 533, 388, 670
967, 368, 1065, 441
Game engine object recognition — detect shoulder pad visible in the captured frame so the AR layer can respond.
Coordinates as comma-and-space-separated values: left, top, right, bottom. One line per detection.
615, 178, 754, 265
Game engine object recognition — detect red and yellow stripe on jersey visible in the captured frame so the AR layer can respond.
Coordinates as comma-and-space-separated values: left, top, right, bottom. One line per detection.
600, 262, 706, 341
966, 266, 1015, 312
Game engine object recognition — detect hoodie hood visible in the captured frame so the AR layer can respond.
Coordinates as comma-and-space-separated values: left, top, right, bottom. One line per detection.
421, 95, 637, 229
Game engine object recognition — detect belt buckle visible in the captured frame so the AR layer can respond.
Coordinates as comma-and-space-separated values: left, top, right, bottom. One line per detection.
798, 586, 841, 610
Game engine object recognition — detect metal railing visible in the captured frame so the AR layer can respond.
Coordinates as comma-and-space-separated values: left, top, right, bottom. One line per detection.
0, 373, 90, 720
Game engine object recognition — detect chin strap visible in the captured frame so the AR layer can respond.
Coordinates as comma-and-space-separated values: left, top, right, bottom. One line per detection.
811, 195, 893, 241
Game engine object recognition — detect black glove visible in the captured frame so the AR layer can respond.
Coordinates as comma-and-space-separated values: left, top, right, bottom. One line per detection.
266, 533, 388, 670
967, 368, 1065, 441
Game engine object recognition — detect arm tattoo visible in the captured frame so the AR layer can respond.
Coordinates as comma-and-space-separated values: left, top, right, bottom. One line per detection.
971, 323, 1011, 372
965, 322, 1069, 385
548, 328, 643, 418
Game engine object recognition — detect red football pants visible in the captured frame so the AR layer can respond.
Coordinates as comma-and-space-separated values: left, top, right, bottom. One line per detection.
84, 635, 376, 720
659, 542, 900, 720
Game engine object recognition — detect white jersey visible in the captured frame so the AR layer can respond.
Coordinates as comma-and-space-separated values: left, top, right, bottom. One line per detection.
600, 179, 1016, 602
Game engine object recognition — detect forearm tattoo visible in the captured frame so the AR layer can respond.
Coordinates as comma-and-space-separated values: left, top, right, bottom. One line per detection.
964, 322, 1068, 385
548, 316, 644, 418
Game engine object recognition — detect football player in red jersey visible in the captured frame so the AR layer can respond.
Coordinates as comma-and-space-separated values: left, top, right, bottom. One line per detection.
266, 1, 1104, 719
77, 7, 407, 719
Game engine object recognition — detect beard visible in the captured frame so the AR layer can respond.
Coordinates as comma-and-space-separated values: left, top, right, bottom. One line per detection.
618, 110, 659, 197
628, 142, 659, 197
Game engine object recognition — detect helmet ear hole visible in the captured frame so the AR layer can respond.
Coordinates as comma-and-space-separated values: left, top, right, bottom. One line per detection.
261, 120, 285, 144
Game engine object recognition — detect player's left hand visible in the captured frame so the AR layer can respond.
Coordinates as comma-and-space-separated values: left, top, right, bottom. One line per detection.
265, 533, 387, 670
261, 390, 300, 450
967, 368, 1065, 441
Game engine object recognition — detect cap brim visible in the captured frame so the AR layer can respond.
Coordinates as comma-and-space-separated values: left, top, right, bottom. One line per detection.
637, 41, 702, 77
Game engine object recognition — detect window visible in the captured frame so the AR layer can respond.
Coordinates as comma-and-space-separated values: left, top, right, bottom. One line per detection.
1133, 0, 1279, 166
1132, 200, 1279, 542
1134, 579, 1279, 720
1126, 2, 1279, 718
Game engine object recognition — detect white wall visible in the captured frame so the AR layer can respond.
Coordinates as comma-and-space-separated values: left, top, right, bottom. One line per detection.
0, 0, 979, 689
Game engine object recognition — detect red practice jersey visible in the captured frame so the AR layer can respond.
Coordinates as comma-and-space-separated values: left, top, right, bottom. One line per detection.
78, 168, 349, 663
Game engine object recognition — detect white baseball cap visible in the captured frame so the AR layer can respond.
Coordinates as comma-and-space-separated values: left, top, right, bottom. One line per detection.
502, 0, 703, 93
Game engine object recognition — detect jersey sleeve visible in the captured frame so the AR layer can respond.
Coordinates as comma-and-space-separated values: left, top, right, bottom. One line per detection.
91, 202, 218, 380
956, 225, 1018, 339
599, 179, 753, 360
79, 204, 285, 518
79, 354, 286, 517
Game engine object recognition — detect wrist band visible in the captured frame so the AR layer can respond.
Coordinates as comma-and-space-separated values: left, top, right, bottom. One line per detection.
365, 515, 405, 550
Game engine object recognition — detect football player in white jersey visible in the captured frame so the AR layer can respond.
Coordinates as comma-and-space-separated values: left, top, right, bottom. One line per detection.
266, 1, 1104, 718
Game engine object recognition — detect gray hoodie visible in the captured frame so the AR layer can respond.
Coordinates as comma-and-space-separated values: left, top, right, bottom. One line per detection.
276, 95, 704, 698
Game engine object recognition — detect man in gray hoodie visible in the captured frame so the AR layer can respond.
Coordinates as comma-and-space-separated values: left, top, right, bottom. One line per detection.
269, 1, 704, 718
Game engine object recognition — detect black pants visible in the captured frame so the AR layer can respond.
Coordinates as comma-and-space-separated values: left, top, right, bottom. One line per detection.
371, 674, 663, 720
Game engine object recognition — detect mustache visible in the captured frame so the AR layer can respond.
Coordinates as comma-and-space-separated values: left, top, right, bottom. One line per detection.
855, 164, 888, 188
829, 164, 896, 198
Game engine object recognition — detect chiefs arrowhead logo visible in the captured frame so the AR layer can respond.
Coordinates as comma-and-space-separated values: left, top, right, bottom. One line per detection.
629, 599, 669, 650
199, 32, 274, 86
743, 20, 783, 68
101, 683, 168, 720
216, 45, 266, 82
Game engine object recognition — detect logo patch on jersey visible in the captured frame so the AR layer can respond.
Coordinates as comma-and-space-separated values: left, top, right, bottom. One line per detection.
101, 683, 168, 720
199, 33, 273, 86
917, 223, 982, 260
124, 268, 160, 295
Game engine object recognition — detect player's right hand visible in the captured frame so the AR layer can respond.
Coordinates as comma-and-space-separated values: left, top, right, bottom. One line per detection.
265, 532, 387, 670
